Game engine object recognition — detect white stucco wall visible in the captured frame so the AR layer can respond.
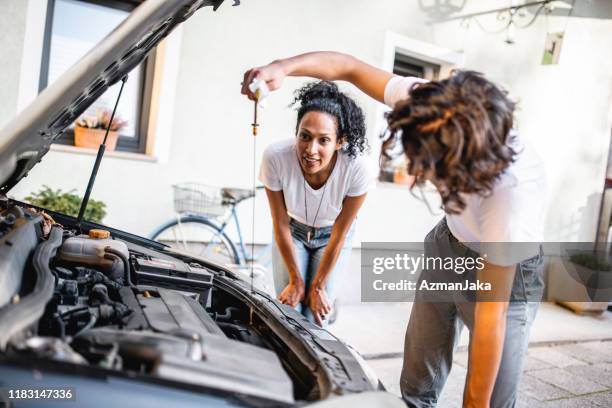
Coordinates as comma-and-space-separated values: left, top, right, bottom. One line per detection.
0, 1, 28, 129
2, 0, 612, 246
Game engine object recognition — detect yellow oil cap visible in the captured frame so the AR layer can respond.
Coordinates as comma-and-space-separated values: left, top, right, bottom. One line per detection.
89, 229, 110, 239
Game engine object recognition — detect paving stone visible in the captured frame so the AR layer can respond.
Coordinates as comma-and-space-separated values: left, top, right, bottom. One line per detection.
582, 391, 612, 407
367, 343, 612, 406
454, 349, 554, 371
580, 341, 612, 363
453, 351, 469, 368
519, 373, 573, 401
564, 363, 612, 388
528, 368, 608, 395
557, 343, 612, 364
517, 394, 548, 408
527, 347, 588, 368
366, 358, 402, 397
522, 354, 555, 371
540, 396, 602, 407
596, 362, 612, 374
438, 364, 467, 408
368, 357, 469, 406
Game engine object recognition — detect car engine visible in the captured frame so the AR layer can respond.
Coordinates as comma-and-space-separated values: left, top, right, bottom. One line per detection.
0, 204, 315, 405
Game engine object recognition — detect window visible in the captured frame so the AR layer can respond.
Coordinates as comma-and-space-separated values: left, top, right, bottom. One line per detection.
39, 0, 153, 153
393, 53, 440, 80
375, 33, 462, 187
379, 53, 442, 184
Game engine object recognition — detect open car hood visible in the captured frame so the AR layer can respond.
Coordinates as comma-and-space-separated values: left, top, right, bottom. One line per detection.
0, 0, 228, 193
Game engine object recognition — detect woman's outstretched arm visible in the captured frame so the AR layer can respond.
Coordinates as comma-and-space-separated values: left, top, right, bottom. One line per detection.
241, 51, 393, 104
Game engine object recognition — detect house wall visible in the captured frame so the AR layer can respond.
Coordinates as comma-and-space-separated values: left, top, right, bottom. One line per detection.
6, 0, 442, 246
0, 1, 28, 129
2, 0, 611, 249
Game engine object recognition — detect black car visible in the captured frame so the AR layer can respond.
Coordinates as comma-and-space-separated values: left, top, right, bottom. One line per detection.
0, 1, 402, 407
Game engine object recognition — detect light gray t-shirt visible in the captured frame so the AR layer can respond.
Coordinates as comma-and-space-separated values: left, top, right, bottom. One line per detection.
259, 138, 376, 228
384, 76, 548, 265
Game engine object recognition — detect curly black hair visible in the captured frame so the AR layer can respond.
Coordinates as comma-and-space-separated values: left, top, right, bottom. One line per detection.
290, 81, 368, 159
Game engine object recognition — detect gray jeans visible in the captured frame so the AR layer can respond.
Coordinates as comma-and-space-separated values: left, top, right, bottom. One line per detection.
400, 218, 543, 407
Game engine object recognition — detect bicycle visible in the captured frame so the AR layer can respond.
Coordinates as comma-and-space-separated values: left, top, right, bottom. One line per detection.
152, 183, 339, 322
149, 183, 269, 267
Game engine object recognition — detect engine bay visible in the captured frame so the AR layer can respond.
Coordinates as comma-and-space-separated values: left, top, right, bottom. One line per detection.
0, 204, 352, 405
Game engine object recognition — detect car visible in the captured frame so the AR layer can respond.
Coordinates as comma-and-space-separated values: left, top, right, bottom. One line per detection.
0, 1, 403, 406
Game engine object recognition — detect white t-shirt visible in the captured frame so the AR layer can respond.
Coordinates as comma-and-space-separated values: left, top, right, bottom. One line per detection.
259, 138, 376, 228
384, 76, 548, 265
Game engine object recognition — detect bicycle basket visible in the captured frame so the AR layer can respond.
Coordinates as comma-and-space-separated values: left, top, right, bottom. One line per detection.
172, 183, 227, 218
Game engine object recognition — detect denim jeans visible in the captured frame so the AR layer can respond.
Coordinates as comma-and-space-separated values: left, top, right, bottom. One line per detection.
400, 218, 544, 408
272, 218, 355, 326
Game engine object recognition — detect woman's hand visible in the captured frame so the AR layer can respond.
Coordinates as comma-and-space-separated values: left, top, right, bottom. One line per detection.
241, 61, 287, 100
307, 286, 332, 327
278, 280, 305, 307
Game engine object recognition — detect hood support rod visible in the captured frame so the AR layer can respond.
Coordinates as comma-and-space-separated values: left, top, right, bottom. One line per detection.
76, 75, 128, 231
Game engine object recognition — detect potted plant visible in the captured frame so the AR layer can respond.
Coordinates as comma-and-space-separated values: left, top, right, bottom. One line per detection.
74, 109, 127, 151
568, 251, 612, 303
25, 185, 107, 223
549, 245, 612, 314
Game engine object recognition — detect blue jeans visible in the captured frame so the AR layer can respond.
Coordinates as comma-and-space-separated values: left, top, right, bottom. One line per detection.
401, 218, 544, 407
272, 218, 355, 326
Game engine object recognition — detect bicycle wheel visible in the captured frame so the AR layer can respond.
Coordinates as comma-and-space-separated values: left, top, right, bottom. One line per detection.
150, 216, 240, 265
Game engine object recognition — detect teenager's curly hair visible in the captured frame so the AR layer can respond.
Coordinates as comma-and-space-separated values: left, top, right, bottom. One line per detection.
383, 70, 517, 214
291, 81, 368, 158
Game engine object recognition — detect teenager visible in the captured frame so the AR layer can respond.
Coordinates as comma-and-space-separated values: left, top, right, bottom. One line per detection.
243, 52, 546, 407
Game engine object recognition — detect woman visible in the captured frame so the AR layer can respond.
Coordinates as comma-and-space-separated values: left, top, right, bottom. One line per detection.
259, 81, 374, 327
244, 53, 547, 408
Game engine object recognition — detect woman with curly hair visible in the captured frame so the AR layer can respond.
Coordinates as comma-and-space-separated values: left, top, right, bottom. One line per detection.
259, 80, 375, 327
243, 53, 546, 408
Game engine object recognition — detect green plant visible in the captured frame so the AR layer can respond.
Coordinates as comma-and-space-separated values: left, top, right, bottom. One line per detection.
75, 109, 127, 131
25, 185, 107, 224
570, 253, 612, 272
